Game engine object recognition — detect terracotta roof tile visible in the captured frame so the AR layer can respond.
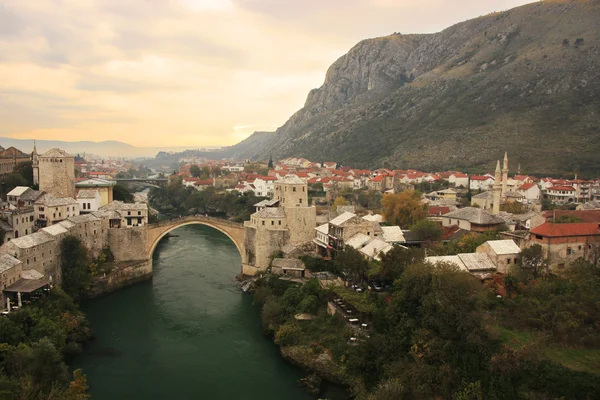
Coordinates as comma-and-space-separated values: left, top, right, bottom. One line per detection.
530, 222, 600, 237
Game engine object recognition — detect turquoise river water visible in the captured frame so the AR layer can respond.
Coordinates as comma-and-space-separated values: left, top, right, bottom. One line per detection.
72, 224, 347, 400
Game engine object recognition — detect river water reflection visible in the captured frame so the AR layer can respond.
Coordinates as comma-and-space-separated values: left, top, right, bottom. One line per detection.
73, 225, 347, 400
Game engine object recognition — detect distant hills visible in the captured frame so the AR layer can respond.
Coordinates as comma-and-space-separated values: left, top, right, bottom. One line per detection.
0, 137, 220, 159
224, 0, 600, 176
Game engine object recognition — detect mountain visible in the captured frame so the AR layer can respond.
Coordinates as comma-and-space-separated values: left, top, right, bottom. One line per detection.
234, 0, 600, 175
0, 137, 220, 159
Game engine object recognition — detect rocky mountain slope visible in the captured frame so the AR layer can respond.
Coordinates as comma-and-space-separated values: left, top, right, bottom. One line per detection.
231, 0, 600, 175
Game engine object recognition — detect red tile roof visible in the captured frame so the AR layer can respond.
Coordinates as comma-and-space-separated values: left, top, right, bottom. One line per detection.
530, 223, 600, 237
518, 182, 536, 190
428, 206, 451, 216
471, 175, 492, 181
547, 186, 575, 191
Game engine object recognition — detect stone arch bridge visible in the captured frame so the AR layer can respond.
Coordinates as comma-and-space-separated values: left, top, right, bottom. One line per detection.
146, 215, 246, 266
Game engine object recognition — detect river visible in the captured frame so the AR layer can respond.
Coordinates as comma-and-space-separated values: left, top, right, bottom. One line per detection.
73, 224, 347, 400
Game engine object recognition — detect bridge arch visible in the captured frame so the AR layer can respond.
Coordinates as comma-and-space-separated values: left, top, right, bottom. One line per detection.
145, 216, 246, 267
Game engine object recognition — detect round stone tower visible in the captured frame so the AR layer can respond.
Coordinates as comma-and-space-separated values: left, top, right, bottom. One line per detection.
39, 148, 75, 198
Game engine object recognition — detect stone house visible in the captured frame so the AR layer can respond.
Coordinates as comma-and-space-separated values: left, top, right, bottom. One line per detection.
0, 254, 22, 307
76, 189, 102, 213
75, 178, 115, 207
6, 186, 31, 208
34, 194, 79, 227
98, 201, 148, 228
328, 212, 375, 252
314, 223, 329, 257
0, 231, 60, 281
528, 222, 600, 269
442, 207, 505, 232
476, 239, 521, 273
271, 258, 305, 278
0, 208, 35, 241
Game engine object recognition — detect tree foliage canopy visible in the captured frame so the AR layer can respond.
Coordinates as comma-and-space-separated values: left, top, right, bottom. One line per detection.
382, 191, 427, 227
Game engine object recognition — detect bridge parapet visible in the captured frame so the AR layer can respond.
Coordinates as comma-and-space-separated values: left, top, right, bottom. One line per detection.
149, 215, 243, 230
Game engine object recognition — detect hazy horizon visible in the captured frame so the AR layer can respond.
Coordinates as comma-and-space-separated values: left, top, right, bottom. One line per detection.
1, 0, 531, 148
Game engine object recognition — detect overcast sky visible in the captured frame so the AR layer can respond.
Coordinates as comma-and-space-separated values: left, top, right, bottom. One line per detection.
0, 0, 532, 148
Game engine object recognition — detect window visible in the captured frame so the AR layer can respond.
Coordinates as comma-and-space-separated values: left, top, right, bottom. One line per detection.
299, 199, 302, 204
507, 258, 511, 264
278, 221, 281, 225
566, 247, 572, 255
128, 211, 131, 215
83, 203, 86, 210
271, 221, 274, 225
262, 221, 265, 225
293, 187, 296, 192
138, 211, 141, 215
578, 245, 582, 250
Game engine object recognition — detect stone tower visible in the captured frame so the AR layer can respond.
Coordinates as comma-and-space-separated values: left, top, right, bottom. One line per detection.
39, 148, 75, 198
32, 140, 39, 186
501, 152, 509, 196
492, 160, 502, 215
274, 175, 316, 244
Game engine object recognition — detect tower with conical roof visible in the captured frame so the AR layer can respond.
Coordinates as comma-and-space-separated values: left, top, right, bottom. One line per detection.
493, 160, 502, 215
32, 140, 39, 186
501, 152, 509, 197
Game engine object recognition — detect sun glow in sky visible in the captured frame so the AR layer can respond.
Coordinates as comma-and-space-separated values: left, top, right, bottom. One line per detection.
0, 0, 531, 148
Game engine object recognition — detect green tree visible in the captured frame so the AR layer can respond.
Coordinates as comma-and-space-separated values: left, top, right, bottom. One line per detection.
380, 245, 424, 282
518, 244, 549, 279
555, 214, 582, 223
335, 246, 369, 284
113, 184, 134, 203
410, 220, 443, 243
60, 236, 91, 301
189, 165, 201, 178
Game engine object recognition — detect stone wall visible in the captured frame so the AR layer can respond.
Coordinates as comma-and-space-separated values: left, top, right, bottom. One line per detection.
108, 227, 149, 262
285, 207, 317, 244
88, 259, 152, 298
244, 225, 289, 272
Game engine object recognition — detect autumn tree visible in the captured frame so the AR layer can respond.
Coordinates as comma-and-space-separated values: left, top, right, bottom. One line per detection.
331, 195, 349, 212
382, 190, 428, 227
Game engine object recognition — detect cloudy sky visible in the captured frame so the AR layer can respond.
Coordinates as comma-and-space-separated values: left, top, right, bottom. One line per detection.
0, 0, 532, 148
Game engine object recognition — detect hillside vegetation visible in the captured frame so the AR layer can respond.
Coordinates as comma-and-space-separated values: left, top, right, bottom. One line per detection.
230, 0, 600, 175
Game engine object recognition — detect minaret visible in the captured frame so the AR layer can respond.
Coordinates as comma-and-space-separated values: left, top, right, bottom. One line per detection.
501, 152, 508, 196
32, 140, 39, 186
492, 160, 502, 215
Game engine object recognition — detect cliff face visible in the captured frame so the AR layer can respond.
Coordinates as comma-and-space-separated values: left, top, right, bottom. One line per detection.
233, 0, 600, 175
